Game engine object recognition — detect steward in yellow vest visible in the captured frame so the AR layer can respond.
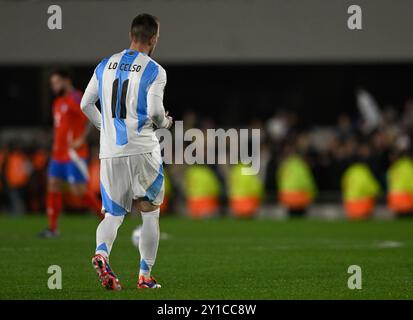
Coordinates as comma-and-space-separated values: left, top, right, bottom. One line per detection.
387, 156, 413, 217
342, 163, 380, 219
228, 164, 263, 218
277, 154, 317, 217
184, 165, 221, 218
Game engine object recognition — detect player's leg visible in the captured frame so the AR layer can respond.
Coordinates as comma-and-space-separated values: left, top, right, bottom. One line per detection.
39, 160, 64, 238
92, 157, 132, 290
131, 150, 164, 289
67, 160, 103, 219
92, 212, 124, 291
135, 198, 161, 289
45, 176, 63, 235
70, 182, 104, 219
95, 213, 124, 259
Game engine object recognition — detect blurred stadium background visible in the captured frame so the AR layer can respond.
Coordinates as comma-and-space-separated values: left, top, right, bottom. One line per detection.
1, 0, 413, 300
2, 0, 413, 220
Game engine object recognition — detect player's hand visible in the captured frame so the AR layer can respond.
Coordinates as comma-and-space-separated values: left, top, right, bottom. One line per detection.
69, 137, 85, 149
165, 111, 173, 129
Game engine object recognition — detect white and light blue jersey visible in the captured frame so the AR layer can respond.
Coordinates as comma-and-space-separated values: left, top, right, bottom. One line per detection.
81, 49, 167, 159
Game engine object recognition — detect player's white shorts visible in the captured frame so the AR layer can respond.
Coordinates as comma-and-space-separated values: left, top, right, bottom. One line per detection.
100, 148, 164, 215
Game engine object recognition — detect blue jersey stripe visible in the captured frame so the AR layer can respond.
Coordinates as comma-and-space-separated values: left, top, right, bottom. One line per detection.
95, 58, 109, 129
137, 60, 159, 133
100, 182, 126, 216
113, 50, 139, 145
145, 163, 164, 202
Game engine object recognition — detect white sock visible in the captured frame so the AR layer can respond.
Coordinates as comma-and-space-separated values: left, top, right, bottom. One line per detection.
138, 208, 160, 278
95, 213, 124, 259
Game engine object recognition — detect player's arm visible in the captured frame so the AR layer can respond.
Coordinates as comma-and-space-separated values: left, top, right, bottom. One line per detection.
147, 67, 173, 129
69, 122, 93, 149
80, 73, 102, 130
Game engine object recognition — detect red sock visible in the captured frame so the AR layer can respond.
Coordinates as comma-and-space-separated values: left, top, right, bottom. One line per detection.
82, 191, 104, 220
46, 191, 62, 231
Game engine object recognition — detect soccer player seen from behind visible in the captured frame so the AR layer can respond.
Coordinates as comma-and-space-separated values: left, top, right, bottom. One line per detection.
39, 69, 104, 238
80, 13, 173, 290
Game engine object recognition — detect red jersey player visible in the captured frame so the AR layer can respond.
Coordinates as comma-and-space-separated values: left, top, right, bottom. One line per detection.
39, 69, 103, 238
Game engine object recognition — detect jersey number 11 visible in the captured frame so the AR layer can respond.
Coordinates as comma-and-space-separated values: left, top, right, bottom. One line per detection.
111, 78, 128, 119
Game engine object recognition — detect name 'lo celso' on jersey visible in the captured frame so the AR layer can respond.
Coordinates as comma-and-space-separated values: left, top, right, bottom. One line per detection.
81, 49, 168, 159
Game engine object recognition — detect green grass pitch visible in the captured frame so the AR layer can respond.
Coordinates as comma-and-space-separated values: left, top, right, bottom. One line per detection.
0, 214, 412, 299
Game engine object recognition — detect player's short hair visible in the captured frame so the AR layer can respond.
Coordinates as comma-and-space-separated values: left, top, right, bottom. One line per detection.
130, 13, 159, 43
50, 68, 73, 80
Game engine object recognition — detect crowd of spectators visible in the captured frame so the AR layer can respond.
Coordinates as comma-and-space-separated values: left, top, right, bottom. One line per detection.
261, 98, 413, 200
1, 96, 413, 214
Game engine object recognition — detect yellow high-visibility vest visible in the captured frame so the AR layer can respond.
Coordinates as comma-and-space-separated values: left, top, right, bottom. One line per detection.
342, 163, 380, 201
184, 165, 220, 198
